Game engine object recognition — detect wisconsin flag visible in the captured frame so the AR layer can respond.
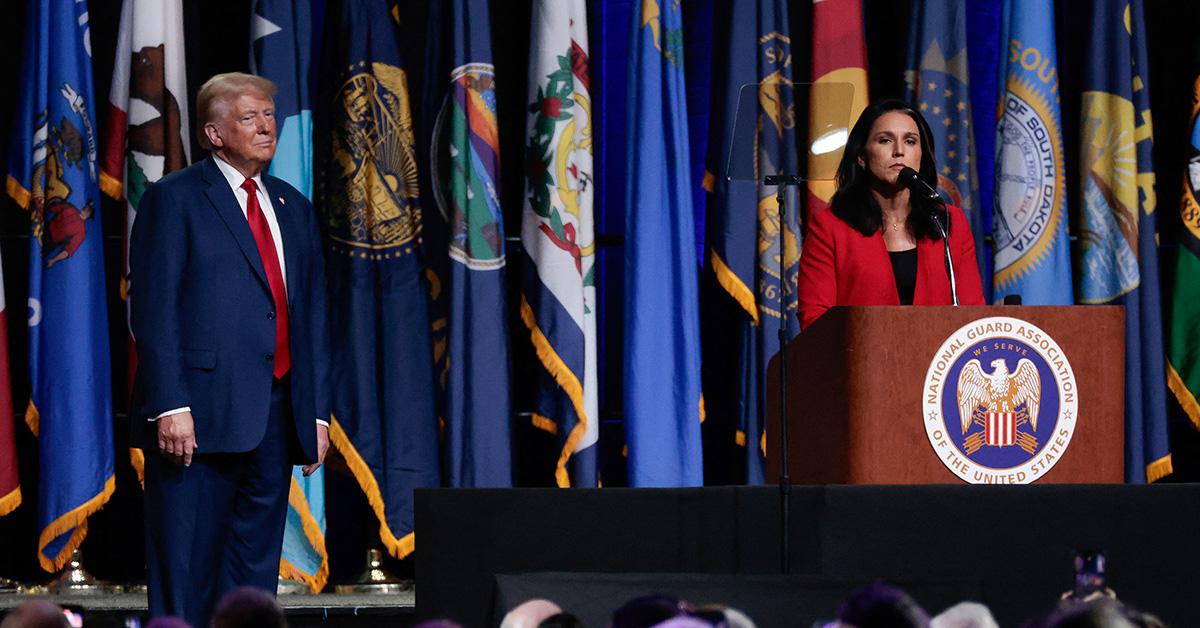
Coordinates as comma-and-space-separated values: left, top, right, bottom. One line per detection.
100, 0, 189, 488
520, 0, 598, 488
317, 0, 440, 558
992, 0, 1072, 304
1078, 0, 1170, 482
252, 0, 328, 591
705, 0, 801, 483
0, 255, 16, 518
426, 0, 513, 488
624, 0, 703, 487
7, 0, 115, 571
905, 0, 985, 284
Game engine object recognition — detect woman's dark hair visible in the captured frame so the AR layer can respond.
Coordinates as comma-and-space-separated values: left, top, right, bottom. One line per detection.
829, 99, 945, 240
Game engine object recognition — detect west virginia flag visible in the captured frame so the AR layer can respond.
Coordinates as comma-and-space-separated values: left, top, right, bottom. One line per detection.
705, 0, 801, 483
7, 0, 115, 571
252, 0, 328, 590
317, 0, 440, 558
992, 0, 1072, 304
624, 0, 703, 487
520, 0, 598, 488
905, 0, 985, 286
1078, 0, 1170, 482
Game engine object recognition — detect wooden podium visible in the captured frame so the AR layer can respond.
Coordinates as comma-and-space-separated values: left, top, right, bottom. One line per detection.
765, 306, 1125, 484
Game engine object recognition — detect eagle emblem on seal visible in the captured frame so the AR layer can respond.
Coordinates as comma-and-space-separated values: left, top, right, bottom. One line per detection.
957, 358, 1042, 455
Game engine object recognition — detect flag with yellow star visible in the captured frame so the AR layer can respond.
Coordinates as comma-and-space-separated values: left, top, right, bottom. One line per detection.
904, 0, 986, 288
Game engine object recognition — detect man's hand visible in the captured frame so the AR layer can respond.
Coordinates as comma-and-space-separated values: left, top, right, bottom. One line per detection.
158, 412, 198, 466
303, 424, 329, 476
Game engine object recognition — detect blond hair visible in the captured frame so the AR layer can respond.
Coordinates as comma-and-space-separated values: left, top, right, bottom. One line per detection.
195, 72, 278, 150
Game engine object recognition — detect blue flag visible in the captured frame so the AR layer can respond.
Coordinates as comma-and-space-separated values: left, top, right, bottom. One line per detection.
317, 0, 440, 559
1078, 0, 1171, 482
426, 0, 512, 487
623, 0, 704, 487
6, 0, 114, 571
905, 0, 986, 291
704, 0, 800, 483
252, 0, 328, 591
965, 0, 1004, 303
992, 0, 1073, 304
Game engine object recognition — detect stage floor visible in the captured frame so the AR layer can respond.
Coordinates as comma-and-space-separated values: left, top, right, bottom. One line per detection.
0, 591, 416, 627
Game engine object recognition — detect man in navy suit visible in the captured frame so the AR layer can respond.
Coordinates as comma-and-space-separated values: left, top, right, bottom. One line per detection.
130, 72, 330, 627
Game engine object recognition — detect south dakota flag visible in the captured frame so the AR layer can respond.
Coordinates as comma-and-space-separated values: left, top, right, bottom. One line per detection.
7, 0, 115, 571
992, 0, 1072, 304
520, 0, 598, 488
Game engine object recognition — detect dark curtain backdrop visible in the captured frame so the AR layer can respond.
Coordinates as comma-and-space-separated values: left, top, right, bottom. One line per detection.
1, 0, 1199, 587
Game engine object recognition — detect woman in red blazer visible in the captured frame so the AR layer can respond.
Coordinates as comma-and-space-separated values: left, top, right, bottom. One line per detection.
797, 99, 985, 330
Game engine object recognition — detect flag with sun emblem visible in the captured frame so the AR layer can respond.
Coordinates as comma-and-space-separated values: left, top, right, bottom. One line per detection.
992, 0, 1073, 304
1078, 0, 1170, 483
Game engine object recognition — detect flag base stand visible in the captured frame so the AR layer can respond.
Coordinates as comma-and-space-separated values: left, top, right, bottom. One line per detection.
49, 550, 122, 595
277, 577, 310, 595
334, 549, 412, 595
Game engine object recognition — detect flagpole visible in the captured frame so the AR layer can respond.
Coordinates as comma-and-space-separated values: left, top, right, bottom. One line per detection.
763, 173, 801, 574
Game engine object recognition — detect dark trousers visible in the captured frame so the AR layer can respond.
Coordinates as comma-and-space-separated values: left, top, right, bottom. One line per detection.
144, 378, 295, 628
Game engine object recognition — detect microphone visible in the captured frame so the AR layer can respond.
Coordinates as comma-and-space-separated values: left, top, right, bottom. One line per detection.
897, 167, 960, 306
898, 166, 943, 203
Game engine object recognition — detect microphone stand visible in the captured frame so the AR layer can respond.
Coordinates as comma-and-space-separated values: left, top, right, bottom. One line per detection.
902, 168, 959, 307
763, 173, 801, 574
927, 196, 959, 306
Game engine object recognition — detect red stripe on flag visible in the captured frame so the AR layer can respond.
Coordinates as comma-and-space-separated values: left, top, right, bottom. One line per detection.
0, 303, 19, 516
100, 104, 128, 199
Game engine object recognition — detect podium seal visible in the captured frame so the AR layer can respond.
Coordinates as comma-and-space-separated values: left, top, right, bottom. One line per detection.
922, 316, 1078, 484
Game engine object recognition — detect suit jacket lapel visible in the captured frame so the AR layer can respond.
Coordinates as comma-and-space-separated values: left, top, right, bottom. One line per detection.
201, 158, 271, 292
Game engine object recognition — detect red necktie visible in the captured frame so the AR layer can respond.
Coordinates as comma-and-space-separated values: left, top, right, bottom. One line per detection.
241, 178, 291, 378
